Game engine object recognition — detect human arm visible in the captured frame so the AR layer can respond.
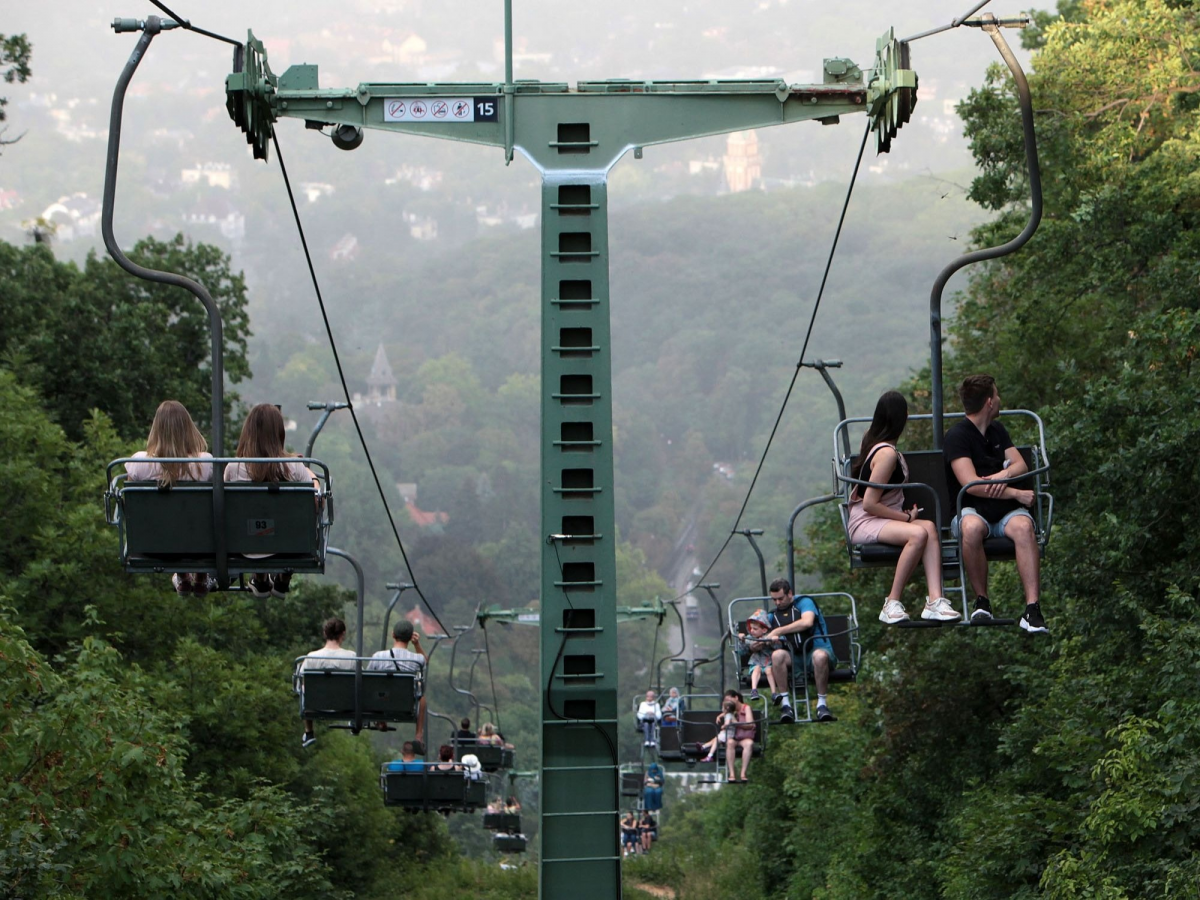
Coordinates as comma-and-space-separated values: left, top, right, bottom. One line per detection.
411, 633, 428, 662
949, 457, 1034, 506
765, 610, 816, 640
860, 448, 913, 521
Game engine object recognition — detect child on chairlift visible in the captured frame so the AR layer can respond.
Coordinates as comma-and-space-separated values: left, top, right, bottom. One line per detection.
738, 610, 780, 702
699, 699, 738, 763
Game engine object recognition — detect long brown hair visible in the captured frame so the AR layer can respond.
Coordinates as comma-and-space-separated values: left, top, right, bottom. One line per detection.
851, 390, 908, 484
145, 400, 207, 486
235, 403, 292, 482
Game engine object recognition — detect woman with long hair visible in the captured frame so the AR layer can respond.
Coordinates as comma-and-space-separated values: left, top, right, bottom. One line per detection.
846, 391, 960, 624
126, 400, 213, 595
225, 403, 319, 599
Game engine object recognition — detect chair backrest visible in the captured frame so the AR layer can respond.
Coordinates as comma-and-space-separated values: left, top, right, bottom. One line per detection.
846, 447, 1038, 534
494, 834, 527, 853
123, 482, 321, 556
381, 769, 485, 809
455, 743, 512, 772
300, 670, 418, 721
483, 812, 522, 832
620, 772, 642, 797
824, 614, 853, 667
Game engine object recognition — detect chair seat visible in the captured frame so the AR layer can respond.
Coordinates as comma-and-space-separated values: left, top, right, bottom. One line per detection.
856, 536, 1018, 565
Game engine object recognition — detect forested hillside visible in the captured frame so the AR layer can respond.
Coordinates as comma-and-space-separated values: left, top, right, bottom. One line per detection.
627, 2, 1200, 897
4, 0, 1196, 896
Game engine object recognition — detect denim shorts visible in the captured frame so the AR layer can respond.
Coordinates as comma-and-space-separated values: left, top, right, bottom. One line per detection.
952, 506, 1033, 540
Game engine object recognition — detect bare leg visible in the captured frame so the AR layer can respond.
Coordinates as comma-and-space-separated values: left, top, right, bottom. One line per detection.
918, 519, 943, 597
750, 666, 761, 692
876, 520, 930, 600
415, 695, 427, 745
1006, 515, 1040, 604
765, 665, 778, 695
770, 648, 792, 696
958, 514, 990, 599
739, 739, 752, 780
811, 649, 831, 696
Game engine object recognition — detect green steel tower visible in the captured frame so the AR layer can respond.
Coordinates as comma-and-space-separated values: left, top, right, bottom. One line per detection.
227, 7, 914, 896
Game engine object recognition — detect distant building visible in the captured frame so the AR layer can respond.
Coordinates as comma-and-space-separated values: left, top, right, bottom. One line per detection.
405, 607, 446, 638
299, 182, 335, 203
723, 131, 762, 194
366, 343, 397, 404
40, 193, 101, 241
403, 211, 438, 241
330, 233, 359, 262
181, 162, 233, 189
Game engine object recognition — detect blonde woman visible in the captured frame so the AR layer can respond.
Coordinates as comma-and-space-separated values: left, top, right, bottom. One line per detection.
224, 403, 319, 599
126, 400, 214, 595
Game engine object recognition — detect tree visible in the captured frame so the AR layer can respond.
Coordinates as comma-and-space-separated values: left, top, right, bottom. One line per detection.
0, 236, 251, 444
0, 32, 31, 151
0, 610, 345, 899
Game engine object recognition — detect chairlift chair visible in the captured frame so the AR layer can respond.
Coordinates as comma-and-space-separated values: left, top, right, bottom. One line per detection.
380, 765, 488, 812
493, 833, 528, 853
105, 457, 334, 585
294, 655, 421, 734
451, 737, 515, 772
833, 410, 1054, 626
727, 594, 860, 724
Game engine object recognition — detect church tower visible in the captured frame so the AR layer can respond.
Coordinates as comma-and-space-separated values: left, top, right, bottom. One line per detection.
366, 343, 397, 404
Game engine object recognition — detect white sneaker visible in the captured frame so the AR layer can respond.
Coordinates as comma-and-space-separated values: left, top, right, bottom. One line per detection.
921, 596, 963, 622
878, 598, 910, 624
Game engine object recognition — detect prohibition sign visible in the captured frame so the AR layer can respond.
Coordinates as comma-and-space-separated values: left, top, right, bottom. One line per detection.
410, 100, 427, 118
452, 100, 471, 119
431, 100, 449, 118
387, 100, 406, 119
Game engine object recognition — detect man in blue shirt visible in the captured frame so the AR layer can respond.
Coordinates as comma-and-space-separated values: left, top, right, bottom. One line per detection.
763, 579, 838, 723
385, 740, 425, 772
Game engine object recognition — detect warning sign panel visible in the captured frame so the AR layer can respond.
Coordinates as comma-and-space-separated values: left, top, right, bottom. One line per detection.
383, 97, 498, 123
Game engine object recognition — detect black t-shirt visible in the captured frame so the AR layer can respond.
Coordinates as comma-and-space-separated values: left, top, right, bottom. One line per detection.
943, 419, 1019, 523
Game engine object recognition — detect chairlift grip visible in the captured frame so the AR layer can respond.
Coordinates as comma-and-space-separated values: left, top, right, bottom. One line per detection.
102, 18, 229, 586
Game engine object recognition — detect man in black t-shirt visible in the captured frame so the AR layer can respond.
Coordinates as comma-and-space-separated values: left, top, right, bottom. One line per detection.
943, 374, 1048, 634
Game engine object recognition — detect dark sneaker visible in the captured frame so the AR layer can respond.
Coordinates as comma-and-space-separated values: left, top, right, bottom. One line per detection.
302, 731, 317, 748
171, 573, 193, 595
1019, 602, 1049, 635
772, 693, 785, 707
747, 689, 760, 702
411, 740, 425, 756
249, 574, 271, 599
816, 705, 837, 723
270, 573, 292, 599
192, 574, 211, 598
779, 702, 795, 724
971, 595, 993, 622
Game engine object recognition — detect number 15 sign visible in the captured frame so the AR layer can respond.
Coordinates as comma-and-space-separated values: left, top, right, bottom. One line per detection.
383, 97, 498, 123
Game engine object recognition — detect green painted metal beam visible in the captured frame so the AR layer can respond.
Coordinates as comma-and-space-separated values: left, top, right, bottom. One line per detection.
478, 602, 666, 626
227, 24, 915, 900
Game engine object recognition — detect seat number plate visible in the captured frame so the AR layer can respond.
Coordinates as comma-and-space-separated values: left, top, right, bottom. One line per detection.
249, 518, 275, 536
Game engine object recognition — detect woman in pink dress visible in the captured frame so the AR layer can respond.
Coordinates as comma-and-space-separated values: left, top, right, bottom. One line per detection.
846, 391, 960, 625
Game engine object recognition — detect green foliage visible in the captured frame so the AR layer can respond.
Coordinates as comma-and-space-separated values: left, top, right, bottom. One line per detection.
644, 3, 1200, 897
0, 610, 343, 899
0, 32, 31, 139
0, 236, 251, 443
